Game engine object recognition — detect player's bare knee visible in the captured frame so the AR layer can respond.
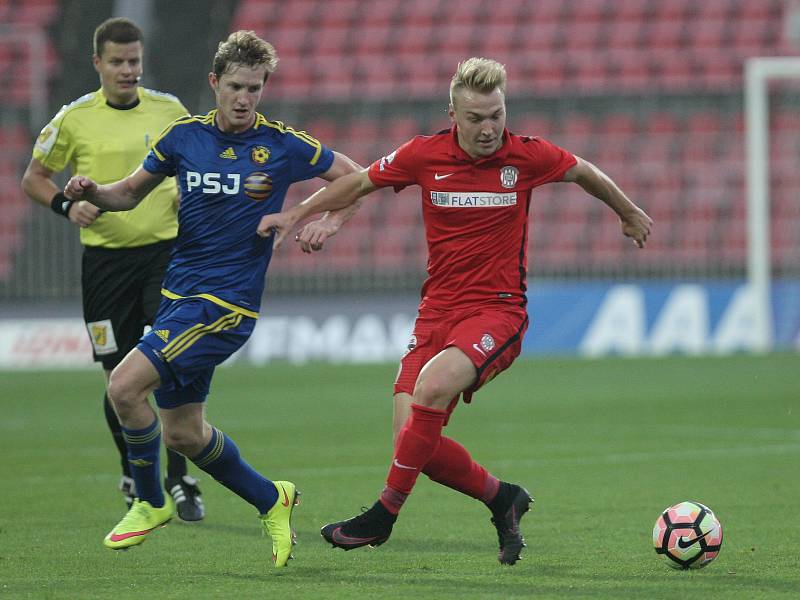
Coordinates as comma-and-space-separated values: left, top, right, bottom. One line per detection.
106, 371, 141, 417
162, 428, 203, 457
412, 377, 454, 409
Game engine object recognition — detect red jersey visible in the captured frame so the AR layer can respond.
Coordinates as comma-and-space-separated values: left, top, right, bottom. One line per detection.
367, 126, 576, 310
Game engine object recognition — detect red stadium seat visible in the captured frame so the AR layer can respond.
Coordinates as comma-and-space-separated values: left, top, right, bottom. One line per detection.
352, 24, 396, 56
266, 27, 307, 58
646, 20, 686, 49
385, 117, 421, 147
652, 54, 694, 91
737, 0, 778, 21
611, 0, 649, 22
353, 59, 399, 99
596, 113, 637, 136
729, 17, 774, 51
303, 119, 338, 148
0, 126, 32, 281
316, 0, 361, 27
516, 115, 554, 138
9, 0, 58, 25
568, 51, 613, 93
604, 18, 644, 51
609, 51, 653, 91
521, 21, 561, 52
271, 0, 318, 28
653, 0, 692, 22
689, 18, 728, 50
492, 0, 542, 24
522, 55, 567, 95
357, 2, 396, 26
570, 0, 610, 24
480, 22, 517, 56
311, 25, 352, 56
372, 223, 420, 270
696, 0, 735, 20
564, 22, 604, 52
398, 0, 441, 26
435, 23, 475, 56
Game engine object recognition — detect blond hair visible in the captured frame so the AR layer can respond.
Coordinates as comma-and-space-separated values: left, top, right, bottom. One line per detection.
449, 57, 507, 105
212, 30, 278, 82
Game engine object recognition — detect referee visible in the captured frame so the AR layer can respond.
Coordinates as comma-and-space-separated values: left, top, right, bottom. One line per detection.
21, 17, 204, 521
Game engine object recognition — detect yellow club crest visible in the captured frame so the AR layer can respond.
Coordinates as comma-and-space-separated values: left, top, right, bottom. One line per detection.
251, 145, 270, 164
37, 127, 53, 144
91, 324, 107, 347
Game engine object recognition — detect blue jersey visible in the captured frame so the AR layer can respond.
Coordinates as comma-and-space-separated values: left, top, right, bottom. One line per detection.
143, 110, 334, 315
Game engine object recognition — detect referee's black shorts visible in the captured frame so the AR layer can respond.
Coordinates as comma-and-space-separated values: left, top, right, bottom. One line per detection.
82, 239, 174, 370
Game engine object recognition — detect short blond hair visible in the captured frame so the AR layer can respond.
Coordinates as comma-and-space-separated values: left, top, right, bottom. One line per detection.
449, 57, 507, 105
212, 30, 278, 82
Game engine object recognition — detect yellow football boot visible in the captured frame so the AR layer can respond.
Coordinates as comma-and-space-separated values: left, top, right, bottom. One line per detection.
103, 495, 175, 550
259, 481, 300, 567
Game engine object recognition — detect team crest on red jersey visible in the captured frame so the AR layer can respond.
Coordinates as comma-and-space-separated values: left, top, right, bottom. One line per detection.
480, 333, 495, 352
379, 150, 397, 172
403, 334, 418, 357
500, 165, 518, 189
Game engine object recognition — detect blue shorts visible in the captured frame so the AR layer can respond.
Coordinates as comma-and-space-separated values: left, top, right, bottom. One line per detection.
137, 296, 256, 408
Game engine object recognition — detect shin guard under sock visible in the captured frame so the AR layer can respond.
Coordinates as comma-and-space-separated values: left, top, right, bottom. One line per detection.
191, 427, 278, 514
380, 403, 447, 513
122, 419, 164, 507
423, 435, 499, 502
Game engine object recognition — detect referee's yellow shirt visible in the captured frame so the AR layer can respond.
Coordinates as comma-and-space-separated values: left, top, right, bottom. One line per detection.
32, 87, 188, 248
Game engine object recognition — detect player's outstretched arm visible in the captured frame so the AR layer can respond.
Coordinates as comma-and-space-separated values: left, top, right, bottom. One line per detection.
296, 152, 366, 253
64, 167, 165, 212
563, 156, 653, 248
257, 169, 378, 249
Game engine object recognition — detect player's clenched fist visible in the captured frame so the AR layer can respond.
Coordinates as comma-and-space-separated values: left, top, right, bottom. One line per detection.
64, 175, 98, 201
60, 176, 102, 227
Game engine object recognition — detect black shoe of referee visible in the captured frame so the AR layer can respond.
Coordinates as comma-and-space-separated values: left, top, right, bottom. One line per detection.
165, 475, 205, 522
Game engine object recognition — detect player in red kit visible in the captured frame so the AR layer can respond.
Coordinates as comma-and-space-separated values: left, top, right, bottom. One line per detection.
257, 57, 652, 565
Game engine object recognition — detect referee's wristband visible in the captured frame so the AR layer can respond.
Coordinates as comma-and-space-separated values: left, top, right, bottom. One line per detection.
50, 192, 74, 218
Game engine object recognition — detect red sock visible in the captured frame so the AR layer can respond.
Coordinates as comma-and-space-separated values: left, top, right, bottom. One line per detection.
380, 403, 447, 514
423, 436, 500, 503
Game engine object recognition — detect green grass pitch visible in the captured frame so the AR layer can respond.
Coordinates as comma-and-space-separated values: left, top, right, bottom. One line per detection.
1, 354, 798, 599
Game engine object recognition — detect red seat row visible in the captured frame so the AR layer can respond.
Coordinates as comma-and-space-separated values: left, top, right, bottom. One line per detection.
234, 0, 792, 100
0, 0, 60, 105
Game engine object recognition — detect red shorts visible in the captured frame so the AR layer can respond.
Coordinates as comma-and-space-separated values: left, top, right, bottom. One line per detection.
394, 303, 529, 411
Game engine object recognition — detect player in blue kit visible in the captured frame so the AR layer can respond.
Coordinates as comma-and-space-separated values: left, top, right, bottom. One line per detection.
64, 30, 362, 567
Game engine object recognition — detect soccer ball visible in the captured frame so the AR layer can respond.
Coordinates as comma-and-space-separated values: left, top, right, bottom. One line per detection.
652, 500, 723, 570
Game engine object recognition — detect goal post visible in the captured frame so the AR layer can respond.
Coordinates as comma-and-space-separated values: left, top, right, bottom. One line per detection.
744, 57, 800, 352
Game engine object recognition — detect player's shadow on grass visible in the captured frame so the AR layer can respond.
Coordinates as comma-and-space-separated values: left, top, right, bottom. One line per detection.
373, 536, 497, 554
194, 522, 263, 537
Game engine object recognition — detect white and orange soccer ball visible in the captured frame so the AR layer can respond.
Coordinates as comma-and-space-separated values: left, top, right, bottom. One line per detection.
652, 500, 723, 570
